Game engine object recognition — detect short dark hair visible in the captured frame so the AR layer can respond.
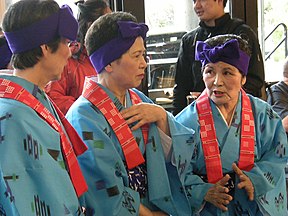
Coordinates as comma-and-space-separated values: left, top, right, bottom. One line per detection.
2, 0, 61, 70
85, 11, 137, 56
204, 34, 251, 56
76, 0, 109, 49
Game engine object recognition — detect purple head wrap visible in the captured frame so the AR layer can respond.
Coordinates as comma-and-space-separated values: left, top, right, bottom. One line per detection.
0, 41, 12, 69
89, 21, 149, 73
195, 39, 250, 75
4, 5, 78, 54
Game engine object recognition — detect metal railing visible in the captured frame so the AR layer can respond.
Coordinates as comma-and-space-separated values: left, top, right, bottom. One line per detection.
264, 23, 288, 61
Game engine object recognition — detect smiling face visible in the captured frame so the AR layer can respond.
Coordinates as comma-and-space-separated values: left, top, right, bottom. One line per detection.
203, 61, 246, 109
193, 0, 225, 26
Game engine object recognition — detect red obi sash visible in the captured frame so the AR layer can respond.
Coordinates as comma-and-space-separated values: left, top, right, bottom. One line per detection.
82, 77, 149, 169
196, 89, 255, 183
0, 78, 88, 197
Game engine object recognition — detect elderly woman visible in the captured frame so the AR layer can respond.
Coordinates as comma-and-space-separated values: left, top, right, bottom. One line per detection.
0, 0, 88, 215
176, 34, 288, 215
66, 11, 194, 216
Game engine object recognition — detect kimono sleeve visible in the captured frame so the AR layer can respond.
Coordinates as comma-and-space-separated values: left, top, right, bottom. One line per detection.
66, 99, 141, 216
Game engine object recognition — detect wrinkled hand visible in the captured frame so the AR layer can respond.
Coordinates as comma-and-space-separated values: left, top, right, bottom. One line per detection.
204, 174, 233, 211
139, 204, 168, 216
232, 163, 254, 201
120, 103, 167, 131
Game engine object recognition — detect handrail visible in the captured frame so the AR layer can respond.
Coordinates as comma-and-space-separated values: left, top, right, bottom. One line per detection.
264, 23, 287, 61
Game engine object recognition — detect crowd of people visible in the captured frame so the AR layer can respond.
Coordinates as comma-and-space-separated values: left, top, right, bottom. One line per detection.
0, 0, 287, 215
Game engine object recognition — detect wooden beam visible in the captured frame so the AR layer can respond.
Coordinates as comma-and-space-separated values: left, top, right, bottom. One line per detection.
123, 0, 145, 22
230, 0, 258, 36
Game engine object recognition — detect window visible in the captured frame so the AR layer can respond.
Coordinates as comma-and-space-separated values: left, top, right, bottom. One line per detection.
144, 0, 198, 107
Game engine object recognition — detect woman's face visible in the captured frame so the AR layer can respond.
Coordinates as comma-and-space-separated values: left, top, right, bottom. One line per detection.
203, 61, 246, 107
42, 38, 71, 81
109, 36, 147, 90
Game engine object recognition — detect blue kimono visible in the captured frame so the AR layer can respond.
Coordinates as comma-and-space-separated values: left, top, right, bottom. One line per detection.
176, 93, 288, 215
66, 82, 195, 216
0, 75, 83, 215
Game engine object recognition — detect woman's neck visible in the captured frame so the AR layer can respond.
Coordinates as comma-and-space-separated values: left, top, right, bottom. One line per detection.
13, 68, 47, 90
216, 102, 237, 126
99, 77, 126, 105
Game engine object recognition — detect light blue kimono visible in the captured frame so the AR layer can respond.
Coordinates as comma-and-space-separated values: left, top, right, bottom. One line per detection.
176, 92, 288, 215
0, 75, 83, 215
66, 83, 195, 216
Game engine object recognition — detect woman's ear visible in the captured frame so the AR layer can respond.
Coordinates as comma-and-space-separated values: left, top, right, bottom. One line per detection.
241, 76, 247, 86
104, 63, 113, 73
40, 44, 50, 57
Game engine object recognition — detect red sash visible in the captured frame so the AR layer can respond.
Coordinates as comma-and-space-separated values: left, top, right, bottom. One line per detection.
0, 78, 88, 197
82, 78, 149, 169
196, 89, 254, 183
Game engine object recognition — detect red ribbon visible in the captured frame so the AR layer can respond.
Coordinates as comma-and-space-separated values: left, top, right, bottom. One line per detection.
196, 89, 254, 183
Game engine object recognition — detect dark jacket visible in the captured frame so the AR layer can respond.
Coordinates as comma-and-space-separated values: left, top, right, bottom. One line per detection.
267, 81, 288, 119
173, 13, 265, 115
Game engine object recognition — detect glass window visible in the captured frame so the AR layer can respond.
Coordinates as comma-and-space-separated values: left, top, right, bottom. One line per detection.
259, 0, 288, 82
144, 0, 198, 107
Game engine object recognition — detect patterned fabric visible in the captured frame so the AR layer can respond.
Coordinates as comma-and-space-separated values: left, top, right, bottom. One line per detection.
82, 78, 145, 169
66, 79, 196, 215
127, 163, 147, 198
176, 92, 288, 215
0, 75, 83, 215
0, 78, 88, 197
196, 89, 254, 183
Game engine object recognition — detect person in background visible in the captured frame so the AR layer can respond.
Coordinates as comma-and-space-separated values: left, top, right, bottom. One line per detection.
267, 56, 288, 133
66, 11, 194, 216
176, 34, 288, 215
45, 0, 111, 114
0, 35, 12, 69
172, 0, 265, 115
0, 0, 88, 214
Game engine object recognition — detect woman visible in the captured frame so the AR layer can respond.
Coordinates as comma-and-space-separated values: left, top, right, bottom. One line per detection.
176, 34, 288, 215
45, 0, 111, 114
0, 0, 88, 214
66, 11, 194, 216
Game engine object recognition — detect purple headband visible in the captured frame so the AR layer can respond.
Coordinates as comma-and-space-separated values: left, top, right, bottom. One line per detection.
89, 21, 149, 73
0, 41, 12, 69
4, 5, 78, 54
195, 39, 250, 75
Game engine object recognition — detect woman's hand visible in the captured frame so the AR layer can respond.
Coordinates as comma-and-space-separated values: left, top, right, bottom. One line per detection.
120, 103, 169, 134
139, 204, 168, 216
204, 174, 233, 211
232, 163, 254, 201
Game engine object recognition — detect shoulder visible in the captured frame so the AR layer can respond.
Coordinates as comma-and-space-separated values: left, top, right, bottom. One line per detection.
248, 94, 268, 106
271, 81, 287, 89
175, 102, 198, 127
130, 88, 153, 103
229, 18, 258, 41
182, 27, 202, 42
0, 98, 34, 116
247, 94, 273, 116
